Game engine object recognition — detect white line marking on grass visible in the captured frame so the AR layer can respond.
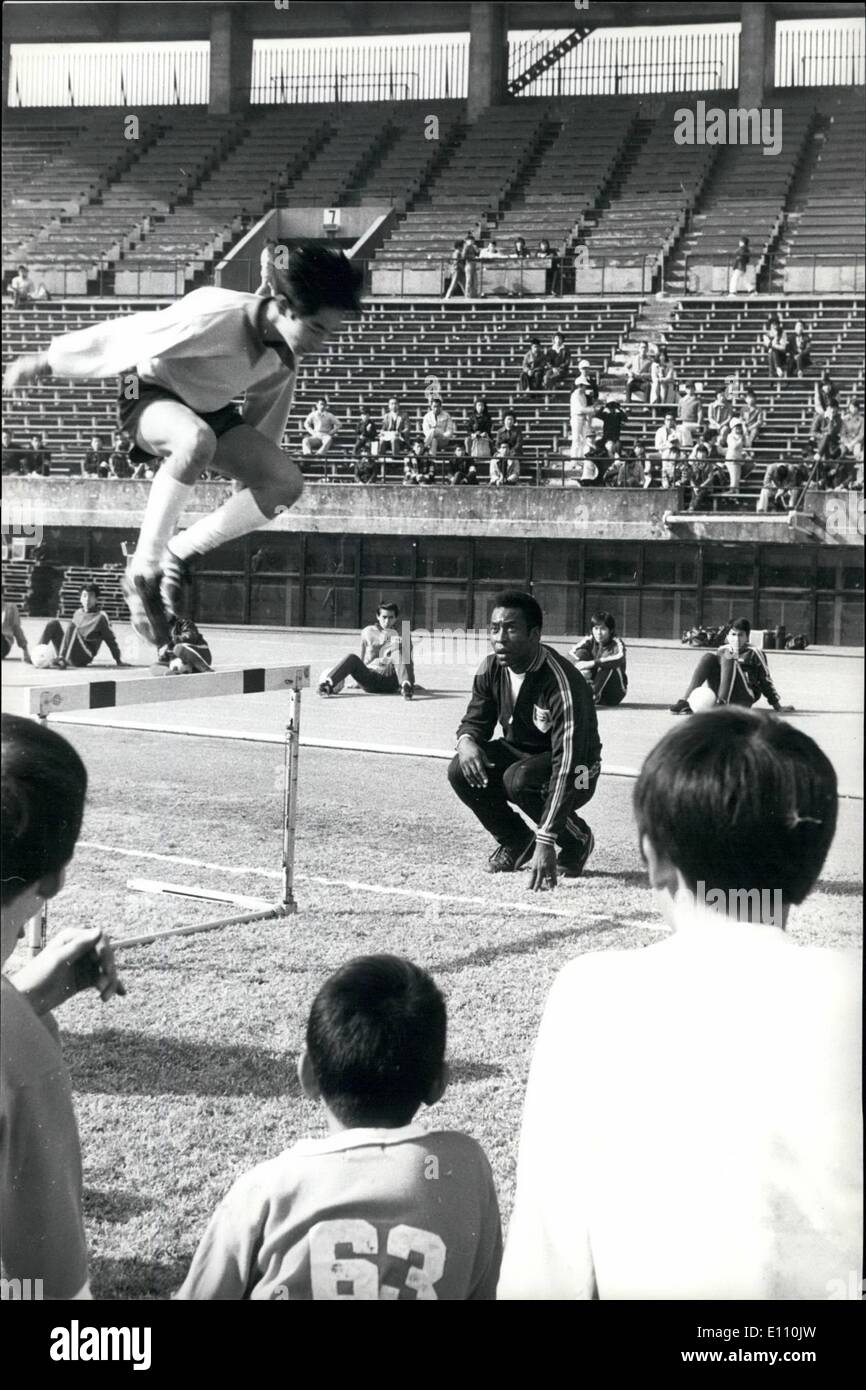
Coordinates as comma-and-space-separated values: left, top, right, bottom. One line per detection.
76, 840, 661, 927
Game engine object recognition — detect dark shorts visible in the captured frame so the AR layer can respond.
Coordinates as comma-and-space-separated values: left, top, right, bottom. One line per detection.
118, 372, 244, 464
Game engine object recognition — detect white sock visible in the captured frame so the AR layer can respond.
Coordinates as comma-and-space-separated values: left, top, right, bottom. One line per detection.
134, 471, 194, 569
167, 487, 270, 561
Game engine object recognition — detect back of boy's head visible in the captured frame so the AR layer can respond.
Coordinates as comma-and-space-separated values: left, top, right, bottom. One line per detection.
1, 714, 88, 906
633, 708, 837, 908
306, 955, 446, 1127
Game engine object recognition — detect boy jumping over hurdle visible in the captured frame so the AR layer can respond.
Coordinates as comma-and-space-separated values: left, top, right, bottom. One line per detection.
176, 955, 502, 1300
3, 247, 363, 659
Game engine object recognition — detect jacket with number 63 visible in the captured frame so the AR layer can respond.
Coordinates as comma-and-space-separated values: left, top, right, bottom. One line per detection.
456, 645, 602, 845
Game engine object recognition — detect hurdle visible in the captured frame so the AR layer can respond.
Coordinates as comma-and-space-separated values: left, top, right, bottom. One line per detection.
3, 663, 309, 953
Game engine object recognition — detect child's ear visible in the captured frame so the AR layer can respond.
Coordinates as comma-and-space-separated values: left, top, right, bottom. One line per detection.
297, 1050, 320, 1101
424, 1061, 449, 1108
640, 835, 680, 897
37, 867, 66, 903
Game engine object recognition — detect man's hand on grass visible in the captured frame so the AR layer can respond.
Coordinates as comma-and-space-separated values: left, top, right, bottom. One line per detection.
12, 926, 126, 1015
528, 840, 558, 892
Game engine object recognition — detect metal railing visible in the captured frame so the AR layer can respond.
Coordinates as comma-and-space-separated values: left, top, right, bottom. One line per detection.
681, 251, 865, 296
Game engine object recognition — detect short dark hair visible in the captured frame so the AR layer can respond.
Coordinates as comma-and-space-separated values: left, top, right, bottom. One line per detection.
306, 955, 447, 1126
591, 611, 616, 633
491, 590, 543, 632
730, 616, 751, 635
530, 336, 540, 346
282, 245, 363, 317
378, 601, 399, 617
81, 583, 100, 598
1, 715, 88, 905
633, 708, 837, 907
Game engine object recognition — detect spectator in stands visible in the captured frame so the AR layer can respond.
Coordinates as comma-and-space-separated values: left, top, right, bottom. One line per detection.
723, 421, 748, 491
354, 408, 379, 459
653, 415, 678, 486
81, 434, 109, 479
814, 368, 839, 415
495, 412, 524, 466
543, 333, 572, 390
256, 239, 279, 298
757, 460, 807, 513
789, 321, 812, 378
10, 265, 35, 307
490, 443, 520, 487
404, 440, 436, 486
605, 448, 643, 489
624, 342, 652, 403
649, 348, 676, 408
512, 237, 530, 259
569, 370, 595, 463
596, 395, 627, 457
630, 441, 651, 488
813, 405, 843, 469
465, 397, 493, 438
378, 398, 408, 459
354, 449, 378, 485
738, 389, 764, 449
768, 321, 789, 380
479, 239, 504, 260
302, 398, 340, 457
729, 236, 753, 295
756, 314, 783, 378
466, 424, 493, 464
676, 383, 702, 447
538, 239, 561, 296
422, 398, 455, 457
25, 433, 51, 477
706, 389, 734, 448
444, 240, 465, 300
462, 233, 480, 298
447, 444, 478, 486
687, 445, 718, 512
423, 375, 443, 410
519, 338, 546, 393
1, 431, 23, 475
840, 400, 864, 471
108, 431, 132, 479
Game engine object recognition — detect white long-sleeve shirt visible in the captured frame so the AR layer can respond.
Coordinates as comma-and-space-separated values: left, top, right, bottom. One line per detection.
44, 287, 296, 445
500, 911, 862, 1300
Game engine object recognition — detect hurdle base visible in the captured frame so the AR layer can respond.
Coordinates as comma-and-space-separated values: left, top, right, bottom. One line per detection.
115, 900, 296, 950
127, 877, 273, 911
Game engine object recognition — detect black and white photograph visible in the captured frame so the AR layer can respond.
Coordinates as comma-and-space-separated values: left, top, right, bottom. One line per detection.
0, 0, 863, 1353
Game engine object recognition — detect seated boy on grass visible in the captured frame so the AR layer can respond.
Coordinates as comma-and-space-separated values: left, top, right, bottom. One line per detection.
1, 714, 125, 1299
500, 707, 861, 1300
176, 954, 502, 1300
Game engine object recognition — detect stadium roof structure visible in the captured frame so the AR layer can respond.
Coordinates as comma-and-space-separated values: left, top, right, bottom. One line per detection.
4, 0, 864, 43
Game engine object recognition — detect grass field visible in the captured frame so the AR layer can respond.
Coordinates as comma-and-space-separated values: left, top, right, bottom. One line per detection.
3, 626, 862, 1299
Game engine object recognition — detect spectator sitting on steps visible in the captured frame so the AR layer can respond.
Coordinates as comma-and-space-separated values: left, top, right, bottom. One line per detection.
676, 382, 702, 447
756, 460, 808, 513
354, 407, 379, 459
378, 398, 408, 458
302, 399, 340, 457
447, 444, 478, 486
625, 342, 652, 402
404, 440, 436, 485
519, 339, 546, 393
789, 321, 812, 378
82, 434, 109, 479
839, 400, 864, 473
10, 265, 35, 307
490, 443, 520, 487
465, 397, 493, 438
422, 398, 455, 456
543, 334, 572, 390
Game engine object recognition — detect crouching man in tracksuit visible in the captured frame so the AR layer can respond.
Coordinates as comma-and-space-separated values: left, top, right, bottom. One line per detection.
448, 591, 602, 891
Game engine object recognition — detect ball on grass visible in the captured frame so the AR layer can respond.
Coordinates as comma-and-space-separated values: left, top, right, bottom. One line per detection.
688, 683, 718, 713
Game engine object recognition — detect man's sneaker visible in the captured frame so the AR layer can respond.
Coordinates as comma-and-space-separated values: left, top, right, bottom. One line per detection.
160, 549, 191, 620
122, 569, 172, 648
669, 698, 691, 715
172, 641, 212, 673
318, 680, 334, 698
401, 682, 414, 700
487, 833, 535, 874
558, 828, 595, 878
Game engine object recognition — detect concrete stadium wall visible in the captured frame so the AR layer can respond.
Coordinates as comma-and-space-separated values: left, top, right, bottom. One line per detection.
5, 477, 861, 546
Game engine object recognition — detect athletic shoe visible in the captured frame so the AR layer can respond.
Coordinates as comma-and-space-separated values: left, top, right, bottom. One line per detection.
172, 641, 212, 673
669, 698, 691, 715
317, 680, 334, 697
160, 549, 191, 620
401, 683, 414, 700
558, 828, 595, 878
122, 569, 172, 648
487, 833, 535, 874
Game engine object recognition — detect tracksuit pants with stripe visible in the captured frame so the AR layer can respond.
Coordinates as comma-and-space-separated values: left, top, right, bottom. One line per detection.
447, 740, 598, 851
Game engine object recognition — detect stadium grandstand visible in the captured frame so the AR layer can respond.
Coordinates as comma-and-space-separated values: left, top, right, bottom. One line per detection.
1, 2, 864, 1328
2, 1, 863, 650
